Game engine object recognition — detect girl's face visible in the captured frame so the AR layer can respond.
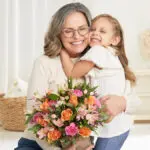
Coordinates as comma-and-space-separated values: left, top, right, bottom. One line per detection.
89, 17, 116, 47
60, 12, 89, 57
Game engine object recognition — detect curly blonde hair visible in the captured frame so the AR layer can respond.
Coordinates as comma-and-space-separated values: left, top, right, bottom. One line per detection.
92, 14, 136, 86
44, 3, 92, 58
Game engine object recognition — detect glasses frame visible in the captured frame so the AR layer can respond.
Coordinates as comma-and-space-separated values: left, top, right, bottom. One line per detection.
61, 26, 90, 38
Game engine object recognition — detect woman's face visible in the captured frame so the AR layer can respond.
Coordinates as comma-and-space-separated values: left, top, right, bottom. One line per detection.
60, 12, 89, 57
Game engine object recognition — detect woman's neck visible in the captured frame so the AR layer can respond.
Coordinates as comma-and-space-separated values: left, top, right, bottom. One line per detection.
69, 53, 80, 58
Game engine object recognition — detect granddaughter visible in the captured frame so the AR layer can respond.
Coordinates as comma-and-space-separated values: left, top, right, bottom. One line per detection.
61, 14, 137, 150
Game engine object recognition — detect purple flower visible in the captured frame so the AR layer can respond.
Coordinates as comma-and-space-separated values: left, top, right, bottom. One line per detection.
65, 123, 78, 136
73, 89, 83, 97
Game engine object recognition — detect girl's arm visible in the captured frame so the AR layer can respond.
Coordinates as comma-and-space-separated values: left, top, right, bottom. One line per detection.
60, 49, 74, 77
60, 50, 95, 78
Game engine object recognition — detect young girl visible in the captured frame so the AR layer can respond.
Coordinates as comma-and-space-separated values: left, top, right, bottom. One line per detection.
61, 14, 137, 150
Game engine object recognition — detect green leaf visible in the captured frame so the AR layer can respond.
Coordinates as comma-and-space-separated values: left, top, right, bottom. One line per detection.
48, 94, 59, 100
67, 77, 73, 89
28, 124, 42, 134
25, 112, 35, 124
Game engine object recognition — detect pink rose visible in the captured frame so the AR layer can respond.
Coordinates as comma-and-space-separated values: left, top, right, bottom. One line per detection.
48, 100, 57, 106
31, 112, 43, 123
65, 123, 78, 136
73, 89, 83, 97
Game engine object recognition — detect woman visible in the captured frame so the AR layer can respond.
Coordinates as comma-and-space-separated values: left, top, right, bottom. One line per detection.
15, 2, 140, 150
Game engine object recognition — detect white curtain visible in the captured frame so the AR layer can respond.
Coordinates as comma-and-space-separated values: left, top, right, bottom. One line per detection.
0, 0, 76, 92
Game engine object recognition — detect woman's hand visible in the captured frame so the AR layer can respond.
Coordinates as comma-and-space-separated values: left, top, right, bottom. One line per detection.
86, 145, 94, 150
64, 145, 76, 150
100, 95, 126, 116
64, 144, 94, 150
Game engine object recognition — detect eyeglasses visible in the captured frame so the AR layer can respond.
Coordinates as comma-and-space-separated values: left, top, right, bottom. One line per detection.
61, 26, 89, 38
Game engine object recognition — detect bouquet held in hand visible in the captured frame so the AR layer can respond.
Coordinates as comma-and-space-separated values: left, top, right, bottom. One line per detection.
26, 78, 109, 149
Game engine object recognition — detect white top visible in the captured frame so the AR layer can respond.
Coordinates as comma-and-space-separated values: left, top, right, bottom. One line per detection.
80, 45, 132, 137
23, 54, 141, 149
81, 45, 126, 97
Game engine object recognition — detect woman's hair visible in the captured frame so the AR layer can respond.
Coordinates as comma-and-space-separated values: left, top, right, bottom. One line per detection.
44, 2, 92, 58
92, 14, 136, 86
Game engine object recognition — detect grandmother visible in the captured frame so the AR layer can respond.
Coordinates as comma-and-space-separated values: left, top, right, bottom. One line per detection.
15, 2, 140, 150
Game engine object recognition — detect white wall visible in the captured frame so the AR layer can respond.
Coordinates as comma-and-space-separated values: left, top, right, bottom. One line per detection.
0, 0, 150, 92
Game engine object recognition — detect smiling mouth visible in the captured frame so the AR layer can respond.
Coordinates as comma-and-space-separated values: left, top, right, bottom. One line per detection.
71, 41, 83, 45
90, 38, 101, 42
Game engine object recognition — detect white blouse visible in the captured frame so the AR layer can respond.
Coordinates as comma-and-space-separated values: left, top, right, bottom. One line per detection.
23, 54, 141, 149
80, 45, 126, 98
80, 45, 138, 137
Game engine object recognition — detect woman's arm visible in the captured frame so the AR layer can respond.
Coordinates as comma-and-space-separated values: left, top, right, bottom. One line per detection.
27, 56, 50, 113
60, 50, 95, 78
27, 56, 62, 150
100, 81, 141, 116
124, 81, 141, 114
100, 95, 126, 116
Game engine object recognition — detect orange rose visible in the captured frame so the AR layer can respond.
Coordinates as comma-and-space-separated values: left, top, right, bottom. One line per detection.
69, 94, 78, 106
47, 129, 61, 141
61, 108, 73, 121
84, 96, 95, 105
36, 117, 48, 127
79, 127, 91, 137
40, 101, 49, 111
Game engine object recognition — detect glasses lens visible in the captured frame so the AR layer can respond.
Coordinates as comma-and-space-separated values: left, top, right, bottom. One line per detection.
78, 27, 89, 36
62, 29, 73, 38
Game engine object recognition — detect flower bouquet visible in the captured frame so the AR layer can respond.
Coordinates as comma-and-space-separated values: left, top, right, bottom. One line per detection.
26, 78, 109, 149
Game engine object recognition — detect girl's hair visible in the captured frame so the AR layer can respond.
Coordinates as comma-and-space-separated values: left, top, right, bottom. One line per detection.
92, 14, 136, 86
44, 2, 92, 58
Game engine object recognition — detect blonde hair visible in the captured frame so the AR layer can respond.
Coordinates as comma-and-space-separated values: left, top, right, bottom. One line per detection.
44, 3, 92, 58
92, 14, 136, 86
